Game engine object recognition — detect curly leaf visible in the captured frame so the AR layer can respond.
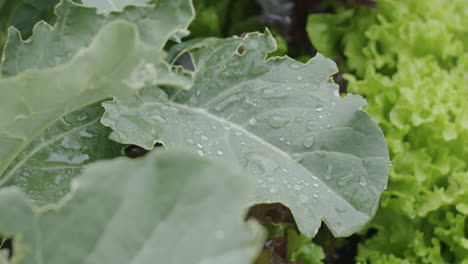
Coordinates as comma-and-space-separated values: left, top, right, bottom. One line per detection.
0, 0, 195, 201
0, 20, 165, 178
1, 0, 194, 77
102, 31, 390, 237
0, 150, 265, 264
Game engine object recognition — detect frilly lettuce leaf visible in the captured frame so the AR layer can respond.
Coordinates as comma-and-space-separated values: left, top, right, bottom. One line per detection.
0, 150, 265, 264
308, 0, 467, 262
101, 31, 390, 237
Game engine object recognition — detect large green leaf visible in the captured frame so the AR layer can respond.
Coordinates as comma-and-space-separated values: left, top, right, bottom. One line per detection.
0, 0, 195, 201
0, 20, 182, 179
0, 151, 265, 264
0, 104, 123, 204
101, 31, 390, 237
1, 0, 195, 76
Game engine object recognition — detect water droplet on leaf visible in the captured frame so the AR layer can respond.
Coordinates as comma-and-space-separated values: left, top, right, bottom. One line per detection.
324, 165, 333, 180
338, 173, 354, 186
267, 115, 289, 128
359, 176, 368, 186
303, 136, 315, 148
291, 153, 304, 162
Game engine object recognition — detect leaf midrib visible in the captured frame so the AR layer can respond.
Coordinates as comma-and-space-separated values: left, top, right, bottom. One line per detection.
0, 117, 101, 185
154, 99, 373, 216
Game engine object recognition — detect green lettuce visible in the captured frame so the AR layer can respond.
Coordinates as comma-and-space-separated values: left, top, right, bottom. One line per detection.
308, 0, 468, 263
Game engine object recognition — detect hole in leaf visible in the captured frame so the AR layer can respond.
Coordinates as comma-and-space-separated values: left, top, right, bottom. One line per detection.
174, 52, 194, 71
0, 237, 13, 259
237, 45, 245, 55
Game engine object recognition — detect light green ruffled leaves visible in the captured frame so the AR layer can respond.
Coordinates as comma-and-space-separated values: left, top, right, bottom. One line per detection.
102, 31, 390, 237
0, 151, 264, 264
308, 0, 468, 262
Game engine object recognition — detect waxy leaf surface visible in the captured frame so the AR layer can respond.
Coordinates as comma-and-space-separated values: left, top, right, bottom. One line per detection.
0, 21, 168, 180
0, 0, 195, 202
0, 104, 123, 204
0, 151, 264, 264
102, 32, 391, 237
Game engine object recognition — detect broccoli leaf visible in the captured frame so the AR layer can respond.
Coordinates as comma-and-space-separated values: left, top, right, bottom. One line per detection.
1, 0, 194, 77
0, 0, 195, 203
0, 104, 123, 204
0, 150, 265, 264
0, 20, 183, 182
101, 31, 390, 237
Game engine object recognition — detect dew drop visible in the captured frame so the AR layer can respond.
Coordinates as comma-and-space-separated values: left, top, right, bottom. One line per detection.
303, 136, 315, 148
267, 115, 289, 128
214, 95, 241, 112
315, 104, 324, 112
200, 135, 208, 141
279, 136, 285, 141
324, 165, 333, 180
249, 117, 257, 126
313, 183, 319, 187
312, 194, 319, 199
216, 150, 224, 156
338, 173, 354, 186
197, 149, 204, 156
185, 138, 194, 145
291, 153, 304, 162
294, 185, 302, 191
267, 177, 275, 183
196, 143, 203, 149
359, 176, 368, 186
297, 76, 303, 81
